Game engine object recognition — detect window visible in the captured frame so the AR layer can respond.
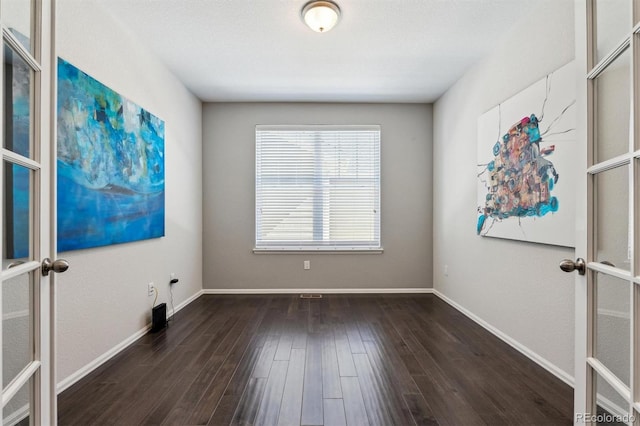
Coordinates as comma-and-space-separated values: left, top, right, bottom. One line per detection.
255, 125, 381, 251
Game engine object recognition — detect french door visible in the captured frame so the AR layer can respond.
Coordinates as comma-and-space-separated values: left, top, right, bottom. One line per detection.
0, 0, 59, 425
572, 0, 640, 424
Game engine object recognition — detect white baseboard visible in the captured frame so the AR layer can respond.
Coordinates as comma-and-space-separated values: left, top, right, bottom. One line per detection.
598, 394, 626, 419
56, 290, 204, 394
4, 403, 28, 426
202, 288, 434, 294
56, 326, 150, 395
169, 289, 204, 317
432, 289, 574, 387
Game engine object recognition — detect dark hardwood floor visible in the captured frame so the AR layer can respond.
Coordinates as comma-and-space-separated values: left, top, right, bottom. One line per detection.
58, 294, 573, 425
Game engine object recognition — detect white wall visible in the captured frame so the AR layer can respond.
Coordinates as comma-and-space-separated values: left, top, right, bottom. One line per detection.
433, 2, 575, 380
56, 0, 203, 388
203, 103, 432, 290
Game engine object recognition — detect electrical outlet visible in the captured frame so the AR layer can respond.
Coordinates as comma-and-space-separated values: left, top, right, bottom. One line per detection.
444, 265, 448, 276
304, 260, 310, 270
148, 282, 155, 297
170, 272, 176, 280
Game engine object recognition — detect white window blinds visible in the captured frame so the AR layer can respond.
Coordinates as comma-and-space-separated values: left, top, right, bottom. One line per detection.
255, 125, 381, 251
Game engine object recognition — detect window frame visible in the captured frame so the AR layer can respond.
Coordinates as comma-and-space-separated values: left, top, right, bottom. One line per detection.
254, 124, 382, 254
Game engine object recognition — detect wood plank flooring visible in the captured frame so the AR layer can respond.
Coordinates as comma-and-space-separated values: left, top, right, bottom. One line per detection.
58, 294, 573, 425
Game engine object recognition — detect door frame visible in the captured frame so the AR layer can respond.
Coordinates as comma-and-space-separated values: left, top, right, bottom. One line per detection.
574, 1, 589, 422
0, 0, 56, 424
574, 0, 640, 424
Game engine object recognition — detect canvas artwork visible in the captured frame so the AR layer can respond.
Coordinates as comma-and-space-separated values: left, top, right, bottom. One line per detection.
476, 61, 576, 247
57, 58, 165, 252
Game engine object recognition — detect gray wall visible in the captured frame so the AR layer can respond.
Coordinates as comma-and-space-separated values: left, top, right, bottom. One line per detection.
432, 1, 576, 380
203, 103, 432, 290
56, 0, 203, 388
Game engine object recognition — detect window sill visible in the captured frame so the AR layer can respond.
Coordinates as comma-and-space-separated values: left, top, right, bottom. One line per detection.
253, 248, 384, 254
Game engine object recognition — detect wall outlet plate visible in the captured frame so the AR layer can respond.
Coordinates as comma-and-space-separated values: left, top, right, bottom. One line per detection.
304, 260, 310, 270
148, 282, 154, 296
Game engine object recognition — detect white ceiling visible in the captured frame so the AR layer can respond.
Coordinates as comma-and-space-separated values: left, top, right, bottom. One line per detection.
99, 0, 540, 103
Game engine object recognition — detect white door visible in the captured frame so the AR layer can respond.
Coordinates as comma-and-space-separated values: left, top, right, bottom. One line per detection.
0, 1, 61, 425
571, 0, 640, 424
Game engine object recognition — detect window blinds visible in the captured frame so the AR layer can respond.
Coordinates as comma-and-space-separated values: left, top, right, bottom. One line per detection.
255, 125, 381, 250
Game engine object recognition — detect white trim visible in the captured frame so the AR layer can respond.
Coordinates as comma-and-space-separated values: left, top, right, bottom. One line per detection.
3, 403, 29, 426
0, 261, 41, 281
587, 262, 632, 282
587, 357, 631, 402
432, 289, 575, 387
55, 327, 149, 394
253, 248, 384, 254
3, 362, 40, 407
586, 35, 630, 80
168, 289, 203, 317
56, 290, 204, 394
0, 27, 42, 72
597, 394, 627, 419
1, 150, 42, 172
202, 288, 434, 295
256, 124, 381, 132
2, 310, 29, 321
597, 308, 630, 320
586, 154, 630, 175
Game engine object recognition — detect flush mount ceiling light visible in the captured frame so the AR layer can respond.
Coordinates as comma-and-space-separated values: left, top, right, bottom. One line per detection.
302, 0, 341, 33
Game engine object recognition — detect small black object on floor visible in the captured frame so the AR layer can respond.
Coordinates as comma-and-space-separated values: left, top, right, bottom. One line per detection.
151, 303, 167, 333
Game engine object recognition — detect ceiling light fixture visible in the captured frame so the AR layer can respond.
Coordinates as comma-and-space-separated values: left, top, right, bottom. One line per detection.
302, 0, 341, 33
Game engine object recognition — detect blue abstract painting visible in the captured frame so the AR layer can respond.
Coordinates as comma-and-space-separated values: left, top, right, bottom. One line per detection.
57, 58, 165, 252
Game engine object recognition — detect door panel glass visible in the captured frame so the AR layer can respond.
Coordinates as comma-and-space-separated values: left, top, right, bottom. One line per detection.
3, 161, 31, 266
594, 372, 629, 424
3, 376, 31, 426
594, 166, 629, 271
595, 273, 630, 386
594, 0, 631, 63
0, 0, 33, 53
3, 43, 33, 159
594, 48, 630, 163
2, 272, 32, 389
